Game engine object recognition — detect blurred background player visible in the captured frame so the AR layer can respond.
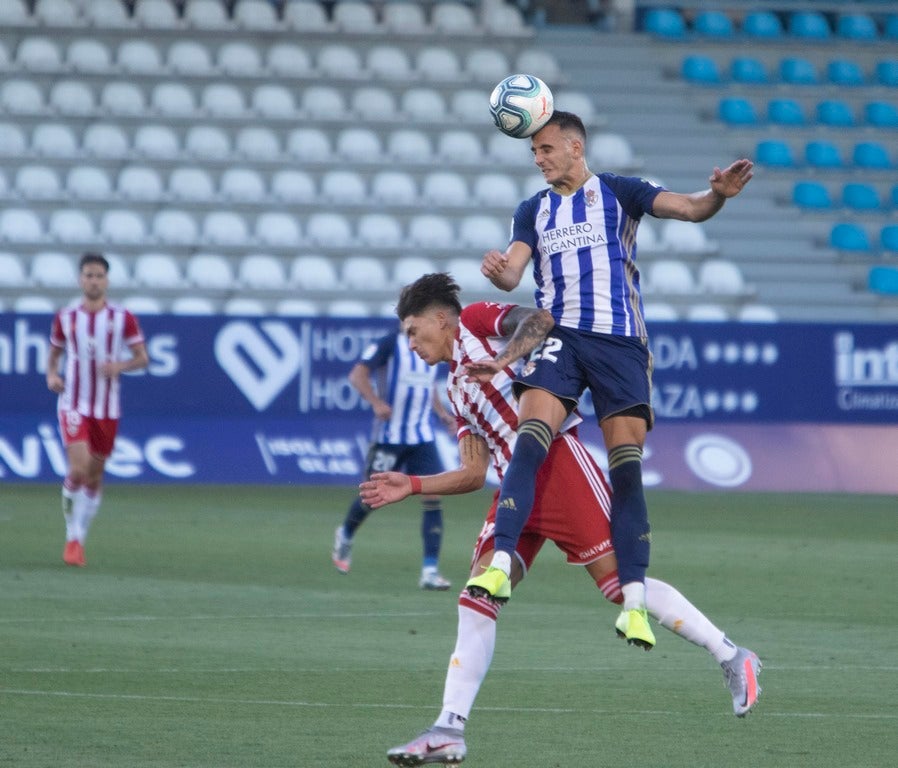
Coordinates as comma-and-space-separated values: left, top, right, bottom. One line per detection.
46, 252, 149, 567
360, 273, 761, 765
332, 327, 456, 590
473, 110, 755, 648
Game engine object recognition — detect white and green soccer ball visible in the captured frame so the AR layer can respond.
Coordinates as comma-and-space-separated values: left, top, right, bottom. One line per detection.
488, 74, 554, 139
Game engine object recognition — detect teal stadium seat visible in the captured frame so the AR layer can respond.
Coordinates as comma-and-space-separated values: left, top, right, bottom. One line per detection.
837, 14, 878, 42
817, 100, 855, 127
756, 139, 795, 167
719, 97, 758, 125
853, 141, 891, 169
884, 15, 898, 41
876, 60, 898, 87
868, 266, 898, 294
806, 140, 844, 169
881, 226, 898, 252
682, 55, 722, 85
731, 56, 768, 84
828, 59, 865, 86
830, 223, 871, 252
694, 10, 734, 38
892, 185, 898, 208
842, 183, 881, 211
768, 98, 805, 126
643, 8, 685, 38
793, 181, 833, 210
780, 57, 819, 85
789, 11, 831, 39
743, 11, 783, 38
865, 101, 898, 128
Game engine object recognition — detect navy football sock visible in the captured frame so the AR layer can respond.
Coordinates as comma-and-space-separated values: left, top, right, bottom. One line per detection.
342, 496, 371, 538
607, 444, 651, 586
421, 501, 443, 567
492, 419, 553, 556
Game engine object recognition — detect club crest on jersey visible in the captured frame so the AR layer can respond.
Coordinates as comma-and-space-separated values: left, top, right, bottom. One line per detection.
521, 360, 536, 377
584, 189, 599, 207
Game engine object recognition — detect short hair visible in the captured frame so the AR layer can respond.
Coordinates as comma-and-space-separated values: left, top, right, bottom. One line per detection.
396, 272, 462, 320
543, 110, 587, 142
79, 252, 109, 273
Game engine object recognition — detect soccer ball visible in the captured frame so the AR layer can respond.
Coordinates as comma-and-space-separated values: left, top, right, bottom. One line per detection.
488, 74, 554, 139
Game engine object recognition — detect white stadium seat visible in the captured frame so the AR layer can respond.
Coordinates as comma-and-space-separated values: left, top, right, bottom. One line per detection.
134, 0, 181, 28
201, 83, 246, 117
100, 81, 147, 115
171, 296, 216, 315
217, 41, 264, 76
643, 302, 679, 322
117, 40, 164, 74
117, 165, 164, 201
14, 295, 57, 313
122, 295, 164, 315
34, 0, 79, 27
134, 124, 180, 158
342, 256, 389, 291
100, 209, 148, 244
219, 167, 266, 202
81, 124, 127, 158
275, 299, 318, 317
238, 253, 287, 289
254, 212, 301, 247
186, 253, 235, 290
367, 46, 413, 81
401, 88, 448, 122
422, 171, 469, 207
351, 87, 398, 122
134, 252, 182, 288
271, 170, 316, 203
335, 127, 383, 162
416, 47, 463, 82
251, 84, 296, 119
49, 209, 95, 242
1, 79, 44, 114
152, 209, 198, 245
589, 133, 639, 171
286, 128, 332, 162
290, 255, 339, 290
0, 208, 43, 242
184, 0, 230, 29
84, 0, 131, 27
437, 131, 483, 163
235, 126, 281, 160
484, 3, 529, 36
0, 252, 28, 287
386, 129, 433, 163
408, 214, 454, 248
698, 259, 747, 295
317, 44, 364, 79
300, 85, 348, 120
267, 43, 313, 77
15, 165, 61, 198
432, 3, 479, 35
0, 0, 29, 25
392, 257, 437, 287
357, 213, 403, 248
0, 123, 28, 156
326, 299, 370, 318
185, 125, 231, 159
32, 251, 79, 287
487, 132, 532, 166
49, 80, 95, 116
151, 82, 197, 116
738, 304, 778, 323
223, 297, 267, 316
446, 258, 487, 291
202, 211, 249, 247
636, 219, 661, 253
17, 36, 63, 71
67, 39, 113, 73
686, 303, 729, 321
305, 213, 353, 248
283, 0, 330, 32
661, 220, 715, 254
233, 0, 280, 30
450, 88, 489, 121
459, 215, 507, 250
104, 253, 132, 286
334, 1, 379, 33
382, 3, 427, 35
555, 90, 598, 123
320, 170, 367, 204
167, 41, 213, 74
371, 171, 417, 205
465, 50, 511, 83
515, 50, 561, 83
168, 166, 216, 202
646, 260, 696, 294
473, 174, 520, 207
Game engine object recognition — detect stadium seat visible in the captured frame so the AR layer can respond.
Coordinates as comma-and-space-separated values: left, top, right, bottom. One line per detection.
116, 165, 164, 200
738, 304, 778, 322
445, 258, 487, 291
686, 304, 729, 321
843, 183, 881, 211
333, 1, 379, 33
342, 256, 389, 292
853, 142, 891, 169
768, 98, 805, 126
0, 123, 28, 156
134, 253, 182, 288
334, 128, 382, 162
320, 169, 366, 204
868, 266, 898, 294
881, 225, 898, 252
742, 11, 783, 38
367, 45, 413, 81
34, 0, 79, 27
887, 15, 898, 41
238, 254, 287, 290
100, 81, 146, 116
682, 55, 722, 85
266, 43, 313, 77
81, 123, 127, 158
185, 125, 231, 159
235, 126, 281, 161
305, 213, 353, 248
473, 174, 520, 207
516, 50, 561, 84
865, 101, 898, 128
459, 215, 507, 250
100, 210, 147, 244
233, 0, 279, 30
437, 131, 483, 163
465, 50, 511, 84
554, 90, 598, 123
286, 127, 332, 162
793, 181, 833, 210
217, 41, 264, 76
698, 259, 746, 295
780, 57, 819, 85
67, 38, 113, 73
0, 252, 27, 287
387, 129, 433, 163
0, 0, 28, 24
837, 13, 878, 42
317, 44, 364, 79
17, 36, 63, 71
876, 60, 898, 87
789, 11, 830, 39
661, 220, 714, 253
67, 165, 112, 199
487, 132, 532, 166
589, 133, 639, 170
483, 2, 529, 37
223, 298, 267, 316
255, 212, 301, 248
83, 0, 131, 27
271, 170, 316, 203
382, 2, 427, 35
49, 80, 95, 115
893, 185, 898, 209
184, 0, 230, 29
636, 220, 660, 253
134, 125, 180, 159
392, 257, 437, 287
422, 171, 468, 206
408, 214, 454, 248
171, 296, 216, 315
730, 57, 769, 85
202, 211, 249, 247
806, 140, 844, 169
325, 300, 370, 318
251, 84, 295, 119
351, 87, 398, 122
15, 165, 61, 198
32, 252, 78, 287
14, 295, 57, 313
370, 170, 416, 205
49, 209, 95, 242
830, 223, 871, 251
167, 40, 213, 75
275, 299, 318, 317
646, 260, 695, 294
283, 0, 330, 32
357, 214, 403, 248
827, 60, 865, 87
416, 46, 463, 82
151, 82, 196, 117
643, 302, 678, 322
219, 167, 266, 202
117, 40, 164, 74
135, 0, 180, 27
401, 88, 448, 122
718, 97, 759, 126
432, 2, 479, 35
643, 8, 685, 38
169, 166, 216, 202
186, 253, 235, 290
1, 79, 44, 113
694, 10, 734, 38
152, 210, 198, 245
290, 255, 339, 290
817, 100, 855, 127
0, 208, 43, 242
201, 83, 246, 117
300, 85, 347, 120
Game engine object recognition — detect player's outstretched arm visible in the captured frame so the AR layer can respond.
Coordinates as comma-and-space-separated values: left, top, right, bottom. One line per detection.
652, 158, 753, 223
481, 241, 531, 292
360, 434, 491, 508
464, 306, 554, 383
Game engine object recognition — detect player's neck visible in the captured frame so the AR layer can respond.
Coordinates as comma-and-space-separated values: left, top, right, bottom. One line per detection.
81, 297, 106, 313
553, 166, 593, 196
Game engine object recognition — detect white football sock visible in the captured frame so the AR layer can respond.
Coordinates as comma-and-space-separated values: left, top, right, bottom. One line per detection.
436, 602, 497, 727
488, 550, 511, 576
645, 577, 736, 662
62, 483, 78, 541
76, 489, 102, 544
621, 580, 646, 610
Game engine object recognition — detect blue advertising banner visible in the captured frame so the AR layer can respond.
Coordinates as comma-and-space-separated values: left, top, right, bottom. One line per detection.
1, 313, 897, 491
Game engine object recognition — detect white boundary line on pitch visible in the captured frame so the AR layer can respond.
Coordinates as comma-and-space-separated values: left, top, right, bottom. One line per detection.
0, 611, 441, 624
1, 688, 896, 720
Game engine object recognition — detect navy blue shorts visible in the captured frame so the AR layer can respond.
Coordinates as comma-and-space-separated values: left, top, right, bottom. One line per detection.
363, 441, 444, 478
512, 326, 655, 429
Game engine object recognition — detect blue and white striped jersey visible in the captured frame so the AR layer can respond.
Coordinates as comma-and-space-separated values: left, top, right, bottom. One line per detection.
511, 172, 664, 337
361, 332, 439, 445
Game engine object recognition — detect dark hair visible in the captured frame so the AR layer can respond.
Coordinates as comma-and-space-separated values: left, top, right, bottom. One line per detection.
543, 109, 587, 142
79, 252, 109, 273
396, 273, 462, 320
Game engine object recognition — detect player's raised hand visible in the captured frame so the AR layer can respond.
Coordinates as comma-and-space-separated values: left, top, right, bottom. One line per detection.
463, 358, 504, 383
481, 249, 508, 279
710, 159, 753, 199
359, 472, 412, 508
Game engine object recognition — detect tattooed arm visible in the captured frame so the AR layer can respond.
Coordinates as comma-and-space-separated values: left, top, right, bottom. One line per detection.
464, 306, 554, 383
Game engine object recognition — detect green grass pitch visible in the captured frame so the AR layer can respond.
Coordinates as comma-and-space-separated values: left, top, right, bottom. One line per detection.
1, 484, 896, 767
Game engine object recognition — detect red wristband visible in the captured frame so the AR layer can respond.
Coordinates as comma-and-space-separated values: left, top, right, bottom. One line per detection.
409, 475, 422, 495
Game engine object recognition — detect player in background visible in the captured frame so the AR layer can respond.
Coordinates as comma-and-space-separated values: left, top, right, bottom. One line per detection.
360, 274, 760, 765
332, 328, 457, 590
471, 110, 755, 649
46, 252, 149, 567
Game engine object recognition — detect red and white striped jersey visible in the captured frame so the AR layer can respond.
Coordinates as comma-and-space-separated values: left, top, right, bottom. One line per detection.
50, 302, 144, 419
448, 301, 580, 480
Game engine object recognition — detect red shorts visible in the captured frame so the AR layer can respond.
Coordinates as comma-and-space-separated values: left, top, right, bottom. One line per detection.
58, 410, 119, 458
471, 432, 614, 572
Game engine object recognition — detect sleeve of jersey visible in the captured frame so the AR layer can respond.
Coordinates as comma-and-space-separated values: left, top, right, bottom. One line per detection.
459, 302, 516, 338
602, 173, 665, 219
49, 313, 65, 348
510, 197, 539, 250
124, 311, 145, 346
360, 333, 394, 368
